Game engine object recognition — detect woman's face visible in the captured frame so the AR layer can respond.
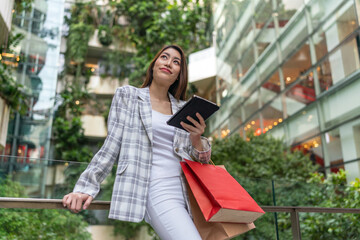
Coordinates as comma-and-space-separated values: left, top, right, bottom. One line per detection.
152, 47, 181, 87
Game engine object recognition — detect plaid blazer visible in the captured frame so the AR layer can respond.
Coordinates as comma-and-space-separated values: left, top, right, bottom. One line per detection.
73, 86, 211, 222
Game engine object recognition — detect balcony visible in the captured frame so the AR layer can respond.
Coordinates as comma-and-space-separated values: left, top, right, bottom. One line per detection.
81, 114, 107, 138
87, 29, 136, 59
87, 75, 128, 96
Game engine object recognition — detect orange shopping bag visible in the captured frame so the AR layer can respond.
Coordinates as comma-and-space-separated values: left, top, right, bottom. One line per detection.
181, 159, 265, 223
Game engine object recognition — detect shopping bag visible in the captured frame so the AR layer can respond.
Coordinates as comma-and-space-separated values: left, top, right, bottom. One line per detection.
181, 159, 265, 223
188, 183, 255, 240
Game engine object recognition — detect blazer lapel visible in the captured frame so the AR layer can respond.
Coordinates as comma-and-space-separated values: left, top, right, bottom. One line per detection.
168, 92, 182, 115
138, 87, 153, 143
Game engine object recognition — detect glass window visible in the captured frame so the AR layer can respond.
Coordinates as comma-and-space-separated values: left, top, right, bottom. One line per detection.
285, 73, 316, 117
218, 78, 230, 104
238, 68, 258, 99
227, 41, 242, 69
216, 1, 250, 50
239, 23, 254, 55
261, 100, 284, 134
255, 22, 276, 58
288, 106, 320, 145
224, 2, 244, 38
311, 119, 360, 179
321, 78, 360, 129
334, 119, 360, 180
291, 135, 325, 171
228, 104, 243, 134
240, 46, 255, 76
309, 0, 353, 30
324, 128, 344, 173
276, 0, 305, 32
279, 12, 308, 59
260, 70, 281, 105
282, 42, 312, 86
244, 113, 261, 137
312, 1, 358, 61
254, 0, 275, 57
243, 91, 259, 120
19, 120, 51, 142
258, 46, 279, 83
317, 36, 360, 92
254, 0, 273, 30
268, 125, 285, 139
231, 65, 241, 85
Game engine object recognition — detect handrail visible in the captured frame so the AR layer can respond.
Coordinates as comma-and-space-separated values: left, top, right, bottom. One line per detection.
1, 197, 360, 213
1, 197, 360, 240
0, 197, 109, 210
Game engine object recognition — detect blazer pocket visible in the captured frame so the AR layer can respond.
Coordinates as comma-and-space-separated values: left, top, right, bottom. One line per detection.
116, 161, 128, 175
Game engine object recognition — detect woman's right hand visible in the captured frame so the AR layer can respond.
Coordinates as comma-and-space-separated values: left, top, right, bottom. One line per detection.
62, 192, 93, 213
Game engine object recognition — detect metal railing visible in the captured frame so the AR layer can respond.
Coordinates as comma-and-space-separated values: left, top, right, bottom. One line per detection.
1, 197, 360, 240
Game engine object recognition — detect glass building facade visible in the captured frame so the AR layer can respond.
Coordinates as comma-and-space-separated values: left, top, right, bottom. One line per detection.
209, 0, 360, 181
0, 0, 64, 196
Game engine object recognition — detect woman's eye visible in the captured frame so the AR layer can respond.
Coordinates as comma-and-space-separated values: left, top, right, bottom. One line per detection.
174, 60, 180, 65
161, 55, 167, 59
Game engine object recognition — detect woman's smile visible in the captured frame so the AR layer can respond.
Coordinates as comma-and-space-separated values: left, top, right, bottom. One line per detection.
160, 67, 172, 74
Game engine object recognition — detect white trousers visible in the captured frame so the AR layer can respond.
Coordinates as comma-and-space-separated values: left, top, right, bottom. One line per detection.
145, 177, 202, 240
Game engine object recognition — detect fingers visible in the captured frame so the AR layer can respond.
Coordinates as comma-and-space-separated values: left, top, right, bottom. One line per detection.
181, 113, 206, 134
83, 196, 93, 210
62, 194, 68, 207
70, 194, 79, 213
75, 195, 83, 213
195, 112, 206, 126
62, 193, 92, 213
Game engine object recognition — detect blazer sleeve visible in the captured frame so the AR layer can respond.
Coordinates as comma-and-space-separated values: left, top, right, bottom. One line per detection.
189, 137, 211, 164
73, 87, 127, 198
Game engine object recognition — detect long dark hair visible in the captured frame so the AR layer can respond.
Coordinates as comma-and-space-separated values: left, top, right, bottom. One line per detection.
141, 45, 188, 101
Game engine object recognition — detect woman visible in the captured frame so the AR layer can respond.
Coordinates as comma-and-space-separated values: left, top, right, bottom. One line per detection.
62, 45, 211, 239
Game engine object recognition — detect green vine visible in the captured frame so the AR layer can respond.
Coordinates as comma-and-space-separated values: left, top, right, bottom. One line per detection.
52, 86, 94, 199
14, 0, 34, 13
98, 25, 113, 46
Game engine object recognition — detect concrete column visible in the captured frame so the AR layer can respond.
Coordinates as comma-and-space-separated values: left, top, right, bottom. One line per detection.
339, 119, 360, 182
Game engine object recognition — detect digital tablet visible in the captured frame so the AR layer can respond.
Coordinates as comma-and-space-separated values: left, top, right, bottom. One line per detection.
167, 95, 219, 131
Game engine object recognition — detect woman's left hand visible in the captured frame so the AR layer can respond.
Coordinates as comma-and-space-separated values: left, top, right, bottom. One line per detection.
180, 112, 206, 151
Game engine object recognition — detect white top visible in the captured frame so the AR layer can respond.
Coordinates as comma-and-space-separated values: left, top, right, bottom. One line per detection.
150, 110, 181, 181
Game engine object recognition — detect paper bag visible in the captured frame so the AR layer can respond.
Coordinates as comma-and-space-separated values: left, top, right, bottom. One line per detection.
181, 159, 265, 223
188, 183, 255, 240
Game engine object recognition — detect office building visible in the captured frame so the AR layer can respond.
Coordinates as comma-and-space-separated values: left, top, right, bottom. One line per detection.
207, 0, 360, 181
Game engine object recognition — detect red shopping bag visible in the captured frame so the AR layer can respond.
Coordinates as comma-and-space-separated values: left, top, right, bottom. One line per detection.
187, 183, 255, 240
181, 159, 265, 223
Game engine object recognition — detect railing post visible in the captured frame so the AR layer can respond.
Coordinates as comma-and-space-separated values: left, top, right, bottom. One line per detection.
290, 210, 301, 240
271, 180, 280, 240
